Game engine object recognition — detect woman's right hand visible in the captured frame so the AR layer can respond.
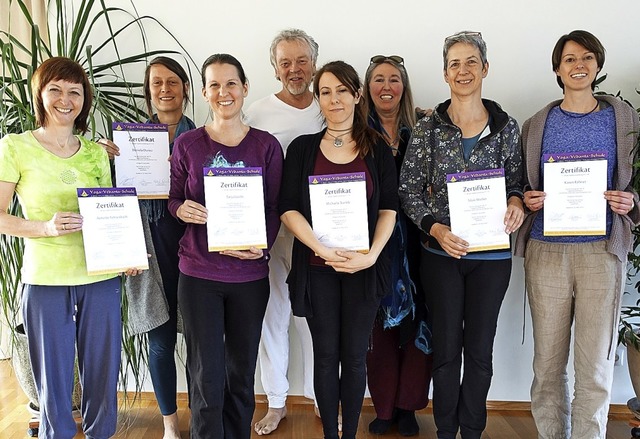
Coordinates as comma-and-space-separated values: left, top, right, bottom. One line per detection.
177, 200, 208, 224
44, 212, 83, 236
429, 223, 468, 259
96, 138, 120, 160
315, 246, 348, 263
524, 190, 546, 212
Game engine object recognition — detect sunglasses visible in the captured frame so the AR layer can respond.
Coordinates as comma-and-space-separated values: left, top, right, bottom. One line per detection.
369, 55, 404, 65
445, 31, 482, 43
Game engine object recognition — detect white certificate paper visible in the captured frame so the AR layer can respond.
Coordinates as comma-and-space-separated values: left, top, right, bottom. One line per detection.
447, 168, 509, 252
203, 167, 267, 251
77, 187, 148, 275
308, 172, 369, 252
113, 122, 170, 199
543, 151, 607, 236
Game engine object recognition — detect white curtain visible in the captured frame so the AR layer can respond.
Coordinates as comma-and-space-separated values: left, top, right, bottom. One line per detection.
0, 0, 48, 62
0, 0, 47, 360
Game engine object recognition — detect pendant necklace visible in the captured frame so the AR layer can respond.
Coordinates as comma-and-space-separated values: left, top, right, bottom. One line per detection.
326, 127, 352, 148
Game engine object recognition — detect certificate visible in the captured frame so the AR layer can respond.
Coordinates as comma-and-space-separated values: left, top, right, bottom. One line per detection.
447, 168, 509, 252
203, 167, 268, 251
543, 151, 607, 236
308, 172, 369, 252
112, 122, 170, 199
77, 187, 148, 275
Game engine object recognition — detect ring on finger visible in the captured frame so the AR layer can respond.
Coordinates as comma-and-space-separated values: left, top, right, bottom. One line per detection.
189, 213, 193, 218
62, 224, 66, 231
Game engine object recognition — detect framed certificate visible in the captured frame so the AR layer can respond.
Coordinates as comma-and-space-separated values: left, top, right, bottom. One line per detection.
77, 187, 148, 275
308, 172, 369, 252
112, 122, 170, 199
203, 167, 268, 251
447, 168, 509, 252
543, 151, 607, 236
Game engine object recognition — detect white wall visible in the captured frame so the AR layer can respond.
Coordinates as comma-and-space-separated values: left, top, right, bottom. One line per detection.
78, 0, 640, 403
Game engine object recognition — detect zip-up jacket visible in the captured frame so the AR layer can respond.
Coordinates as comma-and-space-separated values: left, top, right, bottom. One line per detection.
399, 98, 523, 252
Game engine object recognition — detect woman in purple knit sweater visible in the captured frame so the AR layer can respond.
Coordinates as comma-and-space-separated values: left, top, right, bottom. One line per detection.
168, 53, 283, 439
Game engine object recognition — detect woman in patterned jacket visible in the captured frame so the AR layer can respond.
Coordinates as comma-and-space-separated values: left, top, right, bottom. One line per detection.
398, 31, 524, 439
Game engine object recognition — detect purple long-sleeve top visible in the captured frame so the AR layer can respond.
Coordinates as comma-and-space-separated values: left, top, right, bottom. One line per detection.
168, 126, 283, 283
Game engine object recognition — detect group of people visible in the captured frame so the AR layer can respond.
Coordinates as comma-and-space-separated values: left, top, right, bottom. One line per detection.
0, 27, 637, 439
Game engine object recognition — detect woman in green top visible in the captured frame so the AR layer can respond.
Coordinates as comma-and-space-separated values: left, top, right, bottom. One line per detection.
0, 57, 139, 439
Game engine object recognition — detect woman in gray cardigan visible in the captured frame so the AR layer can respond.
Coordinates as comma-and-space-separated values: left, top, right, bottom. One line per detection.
515, 30, 640, 439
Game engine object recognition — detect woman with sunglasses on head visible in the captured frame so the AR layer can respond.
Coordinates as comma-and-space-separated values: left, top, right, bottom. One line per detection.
363, 55, 432, 437
399, 31, 524, 439
514, 30, 639, 439
98, 56, 195, 439
279, 60, 397, 439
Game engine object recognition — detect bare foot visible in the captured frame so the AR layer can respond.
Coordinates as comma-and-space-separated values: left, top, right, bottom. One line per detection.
254, 407, 287, 435
162, 412, 181, 439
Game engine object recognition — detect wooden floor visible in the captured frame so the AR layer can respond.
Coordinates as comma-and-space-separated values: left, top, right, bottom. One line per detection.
0, 359, 636, 438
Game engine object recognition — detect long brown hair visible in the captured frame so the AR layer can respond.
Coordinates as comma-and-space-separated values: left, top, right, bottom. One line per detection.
313, 61, 380, 157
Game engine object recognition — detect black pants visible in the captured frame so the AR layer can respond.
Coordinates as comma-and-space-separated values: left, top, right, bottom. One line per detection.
178, 273, 269, 439
306, 268, 380, 439
421, 250, 511, 439
148, 213, 185, 415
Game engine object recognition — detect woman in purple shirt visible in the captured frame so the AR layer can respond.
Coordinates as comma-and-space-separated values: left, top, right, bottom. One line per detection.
516, 30, 639, 438
168, 53, 283, 439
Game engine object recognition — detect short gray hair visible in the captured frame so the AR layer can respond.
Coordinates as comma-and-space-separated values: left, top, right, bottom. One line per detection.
269, 28, 319, 70
443, 31, 487, 70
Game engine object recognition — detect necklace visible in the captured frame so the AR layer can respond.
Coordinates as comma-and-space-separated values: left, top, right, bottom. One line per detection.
558, 100, 599, 118
327, 127, 352, 133
325, 127, 352, 148
325, 131, 347, 148
384, 132, 400, 147
56, 136, 71, 149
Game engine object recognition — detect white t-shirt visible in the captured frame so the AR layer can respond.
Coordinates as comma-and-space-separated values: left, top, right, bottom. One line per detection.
245, 94, 324, 155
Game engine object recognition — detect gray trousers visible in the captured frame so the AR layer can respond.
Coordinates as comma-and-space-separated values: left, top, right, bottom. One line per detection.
525, 239, 623, 439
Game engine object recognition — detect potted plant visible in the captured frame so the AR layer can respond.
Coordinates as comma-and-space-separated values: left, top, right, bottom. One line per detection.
0, 0, 193, 414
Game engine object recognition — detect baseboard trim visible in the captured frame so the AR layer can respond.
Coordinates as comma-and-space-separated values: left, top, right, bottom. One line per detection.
120, 392, 630, 415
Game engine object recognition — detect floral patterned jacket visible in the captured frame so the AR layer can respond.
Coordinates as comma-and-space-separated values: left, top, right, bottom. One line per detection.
399, 99, 523, 249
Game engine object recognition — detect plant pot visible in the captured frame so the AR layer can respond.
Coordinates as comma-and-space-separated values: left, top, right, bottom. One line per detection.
630, 344, 640, 397
11, 324, 82, 412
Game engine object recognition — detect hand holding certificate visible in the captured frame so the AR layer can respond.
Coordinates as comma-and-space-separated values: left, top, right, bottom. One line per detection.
77, 187, 148, 275
113, 122, 170, 199
308, 172, 369, 252
203, 167, 268, 251
543, 152, 607, 236
447, 168, 509, 252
